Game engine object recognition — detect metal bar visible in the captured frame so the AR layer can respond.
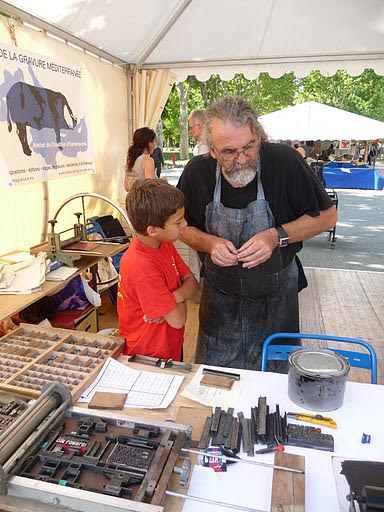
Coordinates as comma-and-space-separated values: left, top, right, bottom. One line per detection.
210, 407, 221, 435
141, 51, 384, 70
151, 432, 187, 506
0, 383, 56, 445
230, 418, 241, 453
135, 430, 173, 501
134, 0, 194, 70
198, 416, 212, 449
166, 490, 266, 512
3, 399, 69, 474
257, 397, 267, 436
181, 448, 305, 474
212, 411, 226, 446
202, 368, 241, 380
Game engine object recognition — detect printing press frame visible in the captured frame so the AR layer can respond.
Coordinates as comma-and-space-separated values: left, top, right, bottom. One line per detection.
0, 382, 192, 512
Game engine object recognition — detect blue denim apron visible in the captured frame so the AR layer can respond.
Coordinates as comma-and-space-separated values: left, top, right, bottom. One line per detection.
195, 163, 299, 370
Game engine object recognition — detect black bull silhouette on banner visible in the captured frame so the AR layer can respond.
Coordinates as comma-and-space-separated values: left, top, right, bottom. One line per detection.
6, 82, 77, 156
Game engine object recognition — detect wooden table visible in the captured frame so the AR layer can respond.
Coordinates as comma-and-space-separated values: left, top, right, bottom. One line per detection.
0, 242, 129, 323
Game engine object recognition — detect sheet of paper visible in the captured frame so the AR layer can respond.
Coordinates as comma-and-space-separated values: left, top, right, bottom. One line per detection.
46, 265, 78, 281
182, 463, 272, 512
78, 357, 184, 409
181, 365, 248, 409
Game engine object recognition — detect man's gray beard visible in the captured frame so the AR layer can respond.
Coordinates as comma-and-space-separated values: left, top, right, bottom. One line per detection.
224, 159, 258, 186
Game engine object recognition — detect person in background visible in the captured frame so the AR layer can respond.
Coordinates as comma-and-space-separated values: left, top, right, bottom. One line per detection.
368, 146, 376, 165
117, 179, 199, 360
151, 145, 165, 178
292, 141, 306, 159
177, 96, 337, 371
189, 109, 209, 156
124, 127, 156, 191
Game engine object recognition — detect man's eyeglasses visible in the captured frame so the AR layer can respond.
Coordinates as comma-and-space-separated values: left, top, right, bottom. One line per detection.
213, 139, 257, 162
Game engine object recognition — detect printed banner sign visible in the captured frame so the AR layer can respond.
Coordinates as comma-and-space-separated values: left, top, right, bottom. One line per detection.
0, 43, 95, 187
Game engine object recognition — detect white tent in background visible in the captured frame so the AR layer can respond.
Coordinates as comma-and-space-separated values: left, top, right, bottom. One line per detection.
258, 102, 384, 141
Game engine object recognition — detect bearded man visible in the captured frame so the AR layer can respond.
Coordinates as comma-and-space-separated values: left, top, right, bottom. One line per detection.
177, 96, 337, 370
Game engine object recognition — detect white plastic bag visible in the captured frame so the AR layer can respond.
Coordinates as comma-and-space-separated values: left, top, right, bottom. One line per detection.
80, 275, 101, 307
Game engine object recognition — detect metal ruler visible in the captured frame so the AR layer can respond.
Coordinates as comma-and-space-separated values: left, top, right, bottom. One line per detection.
127, 354, 192, 372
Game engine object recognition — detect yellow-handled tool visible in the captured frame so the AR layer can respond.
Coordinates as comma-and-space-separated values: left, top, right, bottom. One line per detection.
287, 412, 337, 428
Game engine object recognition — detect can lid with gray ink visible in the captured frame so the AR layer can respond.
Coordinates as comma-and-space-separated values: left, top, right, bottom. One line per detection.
288, 348, 350, 411
289, 349, 350, 378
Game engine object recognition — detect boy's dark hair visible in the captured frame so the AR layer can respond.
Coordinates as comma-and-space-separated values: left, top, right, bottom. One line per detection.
126, 179, 184, 234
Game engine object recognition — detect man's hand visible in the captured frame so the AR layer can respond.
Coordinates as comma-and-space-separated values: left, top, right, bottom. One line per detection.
210, 237, 239, 267
143, 314, 165, 324
237, 228, 277, 269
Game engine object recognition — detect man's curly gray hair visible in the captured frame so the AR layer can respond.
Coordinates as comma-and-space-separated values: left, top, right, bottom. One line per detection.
205, 96, 267, 148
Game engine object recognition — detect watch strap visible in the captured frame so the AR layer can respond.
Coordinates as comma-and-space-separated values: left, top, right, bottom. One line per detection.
276, 226, 289, 247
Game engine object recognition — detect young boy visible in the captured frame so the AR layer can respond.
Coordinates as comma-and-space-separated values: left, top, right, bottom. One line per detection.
117, 179, 199, 360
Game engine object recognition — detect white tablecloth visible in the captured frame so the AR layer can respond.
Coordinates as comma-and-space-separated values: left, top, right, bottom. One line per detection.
183, 369, 384, 512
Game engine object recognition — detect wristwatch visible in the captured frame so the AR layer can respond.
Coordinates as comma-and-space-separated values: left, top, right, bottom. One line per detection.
276, 226, 289, 248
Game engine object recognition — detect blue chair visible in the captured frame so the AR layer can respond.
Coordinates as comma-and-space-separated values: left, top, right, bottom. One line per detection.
261, 332, 377, 384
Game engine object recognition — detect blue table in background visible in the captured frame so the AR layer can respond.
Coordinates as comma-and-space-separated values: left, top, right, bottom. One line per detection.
323, 165, 384, 189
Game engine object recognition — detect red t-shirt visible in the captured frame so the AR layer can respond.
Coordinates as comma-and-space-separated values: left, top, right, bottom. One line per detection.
117, 236, 190, 360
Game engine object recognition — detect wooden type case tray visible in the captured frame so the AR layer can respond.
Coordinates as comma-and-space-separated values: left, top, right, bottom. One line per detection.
0, 323, 124, 401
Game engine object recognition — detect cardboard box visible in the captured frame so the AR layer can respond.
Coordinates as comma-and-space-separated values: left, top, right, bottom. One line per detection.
50, 304, 98, 333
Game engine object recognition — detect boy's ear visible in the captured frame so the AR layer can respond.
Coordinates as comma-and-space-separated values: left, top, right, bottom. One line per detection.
146, 225, 159, 237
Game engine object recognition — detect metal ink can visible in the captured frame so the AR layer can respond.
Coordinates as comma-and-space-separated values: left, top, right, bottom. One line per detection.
288, 348, 350, 412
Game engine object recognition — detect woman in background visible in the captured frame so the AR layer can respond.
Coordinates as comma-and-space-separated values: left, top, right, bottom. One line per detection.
124, 127, 156, 191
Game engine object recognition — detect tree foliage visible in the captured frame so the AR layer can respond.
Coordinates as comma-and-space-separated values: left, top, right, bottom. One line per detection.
161, 69, 384, 149
297, 69, 384, 121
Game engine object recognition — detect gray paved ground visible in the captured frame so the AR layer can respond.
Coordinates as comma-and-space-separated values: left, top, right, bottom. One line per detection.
163, 164, 384, 273
299, 189, 384, 272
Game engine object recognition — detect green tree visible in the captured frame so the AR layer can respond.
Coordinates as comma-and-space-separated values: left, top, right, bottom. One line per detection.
298, 69, 384, 121
162, 86, 180, 147
166, 73, 298, 152
190, 72, 297, 114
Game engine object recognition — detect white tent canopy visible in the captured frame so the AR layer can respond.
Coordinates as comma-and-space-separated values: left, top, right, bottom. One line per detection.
259, 101, 384, 141
1, 0, 384, 82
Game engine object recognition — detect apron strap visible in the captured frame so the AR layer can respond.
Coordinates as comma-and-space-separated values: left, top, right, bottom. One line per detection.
256, 162, 264, 200
213, 162, 221, 201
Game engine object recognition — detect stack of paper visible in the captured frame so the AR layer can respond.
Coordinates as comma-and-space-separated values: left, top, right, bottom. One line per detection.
46, 265, 78, 281
0, 252, 48, 294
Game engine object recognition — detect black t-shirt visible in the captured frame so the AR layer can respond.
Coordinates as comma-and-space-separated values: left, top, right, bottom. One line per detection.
177, 142, 334, 268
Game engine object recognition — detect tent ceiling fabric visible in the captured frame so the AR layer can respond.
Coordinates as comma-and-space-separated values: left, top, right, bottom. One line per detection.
258, 102, 384, 141
2, 0, 384, 81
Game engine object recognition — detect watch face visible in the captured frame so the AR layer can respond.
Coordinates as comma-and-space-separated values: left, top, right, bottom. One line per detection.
279, 237, 289, 247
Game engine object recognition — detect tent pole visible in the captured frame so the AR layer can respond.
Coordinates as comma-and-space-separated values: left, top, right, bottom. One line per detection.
126, 66, 134, 144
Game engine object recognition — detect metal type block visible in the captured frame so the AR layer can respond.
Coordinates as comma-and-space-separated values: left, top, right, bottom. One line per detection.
197, 416, 212, 449
230, 419, 241, 453
211, 411, 227, 446
257, 396, 267, 436
210, 407, 221, 435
